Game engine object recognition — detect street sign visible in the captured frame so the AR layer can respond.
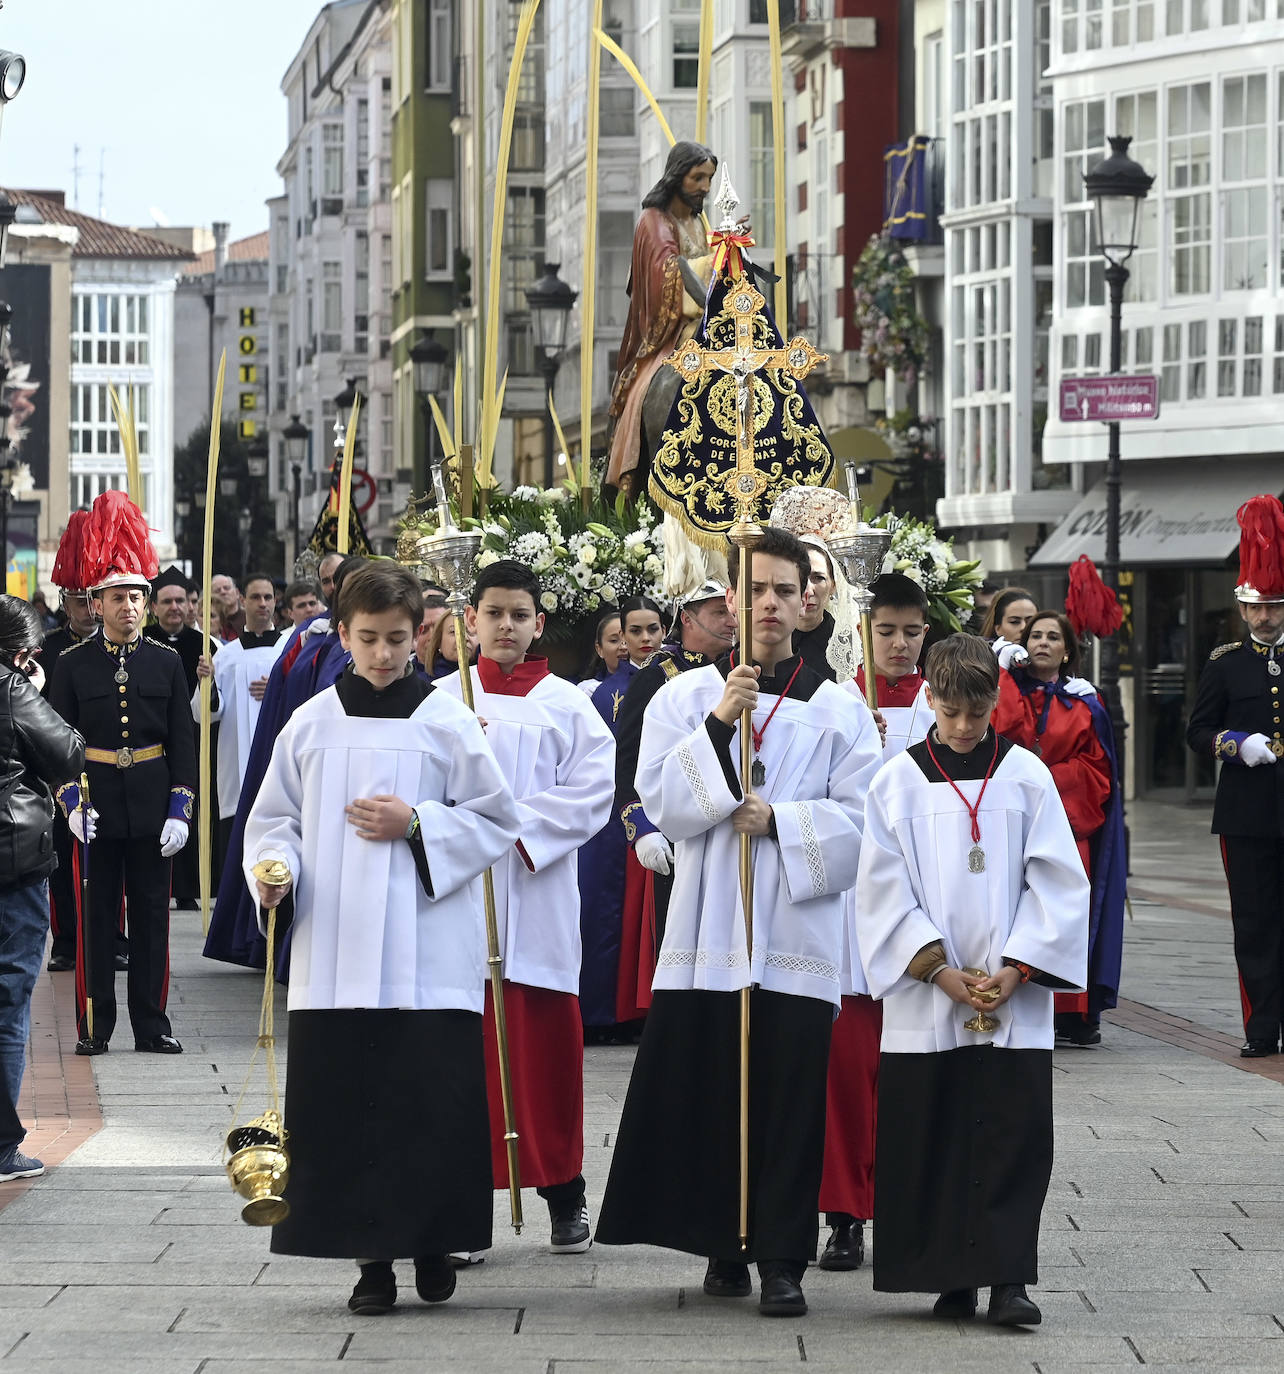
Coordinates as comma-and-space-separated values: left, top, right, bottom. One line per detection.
1059, 374, 1160, 422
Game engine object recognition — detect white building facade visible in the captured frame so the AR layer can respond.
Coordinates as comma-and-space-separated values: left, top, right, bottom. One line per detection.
268, 0, 396, 558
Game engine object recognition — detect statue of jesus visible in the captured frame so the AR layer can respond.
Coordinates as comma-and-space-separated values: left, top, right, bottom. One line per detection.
605, 141, 719, 497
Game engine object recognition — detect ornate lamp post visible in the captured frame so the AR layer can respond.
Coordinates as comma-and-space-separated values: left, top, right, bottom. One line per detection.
523, 262, 576, 489
1083, 135, 1153, 794
409, 333, 449, 489
283, 414, 309, 564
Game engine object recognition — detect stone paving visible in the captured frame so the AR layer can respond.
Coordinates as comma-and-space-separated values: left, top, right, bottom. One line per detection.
2, 799, 1283, 1372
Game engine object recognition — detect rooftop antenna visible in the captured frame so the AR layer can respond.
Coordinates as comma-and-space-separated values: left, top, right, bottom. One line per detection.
72, 143, 80, 210
96, 149, 105, 220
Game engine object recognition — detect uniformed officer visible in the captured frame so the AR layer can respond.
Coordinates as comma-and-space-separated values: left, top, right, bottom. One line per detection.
614, 580, 737, 926
45, 492, 197, 1056
1187, 494, 1284, 1058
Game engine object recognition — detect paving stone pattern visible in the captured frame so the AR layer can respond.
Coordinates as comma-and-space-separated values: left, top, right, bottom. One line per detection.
2, 800, 1283, 1372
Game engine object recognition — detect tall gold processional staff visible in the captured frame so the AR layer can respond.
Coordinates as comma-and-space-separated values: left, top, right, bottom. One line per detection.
649, 172, 833, 1248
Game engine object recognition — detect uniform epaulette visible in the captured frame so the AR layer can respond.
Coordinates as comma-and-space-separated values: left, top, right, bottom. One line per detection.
58, 638, 90, 658
640, 646, 675, 671
1209, 642, 1242, 661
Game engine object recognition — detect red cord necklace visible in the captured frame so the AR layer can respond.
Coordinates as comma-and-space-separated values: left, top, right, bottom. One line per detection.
730, 652, 804, 787
924, 728, 1000, 874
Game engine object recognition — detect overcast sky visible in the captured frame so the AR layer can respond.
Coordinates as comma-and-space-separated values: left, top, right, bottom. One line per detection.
0, 0, 323, 241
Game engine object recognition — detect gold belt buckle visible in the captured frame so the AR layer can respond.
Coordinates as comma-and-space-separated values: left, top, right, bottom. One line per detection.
116, 746, 135, 769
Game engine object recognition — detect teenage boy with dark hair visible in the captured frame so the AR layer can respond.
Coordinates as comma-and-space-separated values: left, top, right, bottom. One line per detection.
596, 525, 881, 1317
244, 560, 520, 1316
819, 570, 936, 1271
855, 633, 1088, 1328
437, 558, 615, 1254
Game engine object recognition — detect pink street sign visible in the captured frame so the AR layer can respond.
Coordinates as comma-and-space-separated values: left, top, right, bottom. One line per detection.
1058, 374, 1160, 422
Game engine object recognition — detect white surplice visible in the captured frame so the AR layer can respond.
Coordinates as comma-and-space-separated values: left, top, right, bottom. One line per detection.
637, 664, 882, 1010
437, 669, 616, 995
856, 743, 1089, 1051
192, 637, 283, 818
839, 677, 933, 996
243, 685, 521, 1013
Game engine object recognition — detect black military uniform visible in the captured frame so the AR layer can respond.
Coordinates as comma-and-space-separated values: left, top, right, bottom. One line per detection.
1187, 635, 1284, 1051
614, 639, 714, 953
34, 622, 97, 970
47, 634, 197, 1050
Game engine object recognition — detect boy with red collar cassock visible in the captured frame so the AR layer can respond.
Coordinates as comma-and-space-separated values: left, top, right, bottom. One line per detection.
820, 573, 934, 1271
596, 527, 882, 1317
856, 634, 1088, 1328
437, 559, 616, 1254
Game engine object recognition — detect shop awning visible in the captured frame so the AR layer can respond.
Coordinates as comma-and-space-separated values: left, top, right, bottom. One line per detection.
1029, 461, 1282, 568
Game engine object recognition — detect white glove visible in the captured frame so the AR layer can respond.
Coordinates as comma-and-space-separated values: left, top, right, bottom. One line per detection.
68, 807, 98, 845
159, 819, 190, 857
996, 641, 1029, 671
634, 831, 674, 876
1241, 734, 1279, 767
1063, 676, 1096, 698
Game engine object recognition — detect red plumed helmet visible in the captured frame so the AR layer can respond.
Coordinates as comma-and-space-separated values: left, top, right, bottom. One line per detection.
1064, 554, 1123, 638
79, 490, 159, 594
1235, 494, 1284, 604
51, 510, 90, 591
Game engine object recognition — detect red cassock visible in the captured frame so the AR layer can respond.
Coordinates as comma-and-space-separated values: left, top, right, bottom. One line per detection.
616, 851, 656, 1022
817, 994, 882, 1218
484, 982, 585, 1189
993, 670, 1112, 1015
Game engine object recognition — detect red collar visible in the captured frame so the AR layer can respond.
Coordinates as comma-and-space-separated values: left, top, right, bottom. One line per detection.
855, 667, 924, 707
476, 654, 551, 696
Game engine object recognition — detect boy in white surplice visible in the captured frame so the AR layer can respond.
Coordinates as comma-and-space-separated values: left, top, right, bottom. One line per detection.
438, 559, 615, 1256
596, 526, 882, 1318
244, 562, 521, 1317
855, 633, 1089, 1329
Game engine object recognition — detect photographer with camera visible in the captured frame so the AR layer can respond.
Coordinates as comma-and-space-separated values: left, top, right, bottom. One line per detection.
0, 594, 85, 1182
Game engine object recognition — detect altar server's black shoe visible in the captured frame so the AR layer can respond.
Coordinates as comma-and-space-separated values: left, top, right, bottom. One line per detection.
818, 1218, 864, 1270
414, 1254, 456, 1303
933, 1288, 978, 1319
1241, 1039, 1277, 1058
987, 1283, 1041, 1326
758, 1261, 806, 1317
348, 1262, 395, 1315
703, 1258, 751, 1298
548, 1194, 592, 1253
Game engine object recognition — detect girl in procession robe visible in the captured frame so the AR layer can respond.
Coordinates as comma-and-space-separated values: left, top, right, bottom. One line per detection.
243, 562, 521, 1315
992, 612, 1125, 1045
596, 527, 882, 1318
855, 634, 1089, 1328
578, 597, 665, 1038
820, 573, 933, 1272
438, 560, 616, 1254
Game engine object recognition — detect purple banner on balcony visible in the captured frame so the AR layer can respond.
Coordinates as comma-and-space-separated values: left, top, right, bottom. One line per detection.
883, 136, 931, 243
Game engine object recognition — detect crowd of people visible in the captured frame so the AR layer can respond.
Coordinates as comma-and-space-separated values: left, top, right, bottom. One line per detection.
1, 486, 1281, 1335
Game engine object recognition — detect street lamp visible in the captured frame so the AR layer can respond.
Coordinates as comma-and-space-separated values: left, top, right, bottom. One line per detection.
523, 262, 577, 489
409, 334, 449, 488
283, 414, 309, 559
1084, 133, 1153, 801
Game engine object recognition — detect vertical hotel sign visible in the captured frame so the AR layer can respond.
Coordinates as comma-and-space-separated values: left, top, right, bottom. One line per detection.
236, 306, 263, 440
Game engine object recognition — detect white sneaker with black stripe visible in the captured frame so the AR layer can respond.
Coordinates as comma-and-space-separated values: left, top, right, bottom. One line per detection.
548, 1194, 592, 1253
